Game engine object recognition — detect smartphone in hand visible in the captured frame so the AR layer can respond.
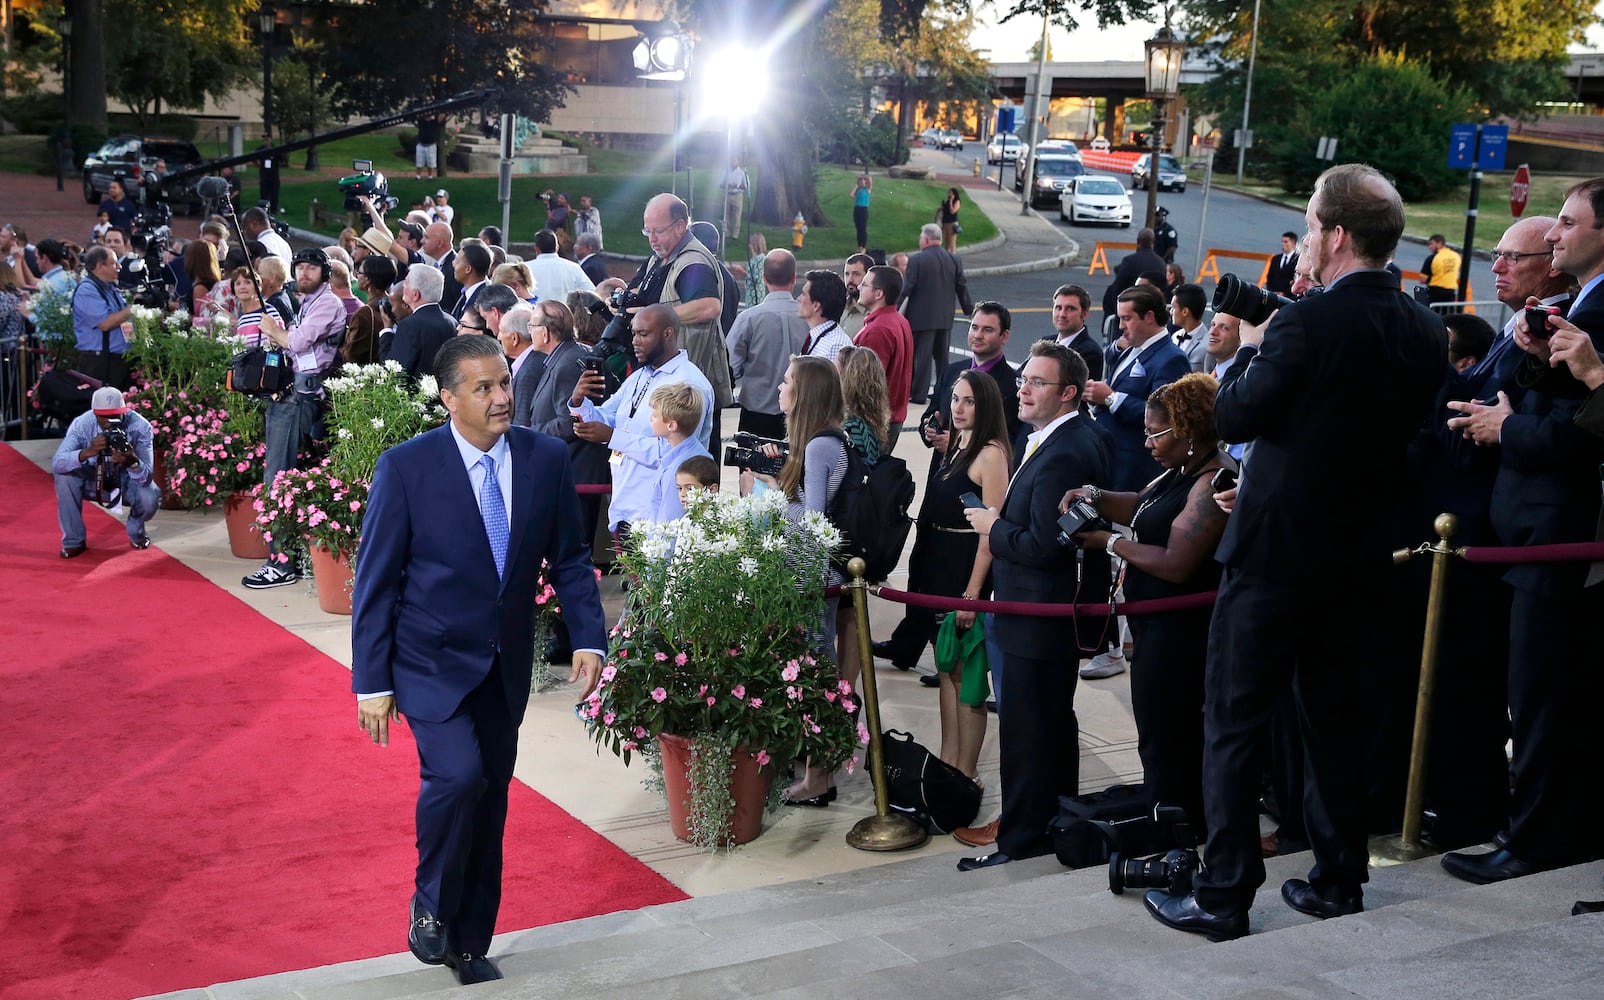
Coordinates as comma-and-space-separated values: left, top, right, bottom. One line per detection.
959, 491, 985, 509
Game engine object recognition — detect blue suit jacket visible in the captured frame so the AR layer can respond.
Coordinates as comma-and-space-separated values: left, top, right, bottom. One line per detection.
1097, 335, 1192, 492
351, 424, 607, 723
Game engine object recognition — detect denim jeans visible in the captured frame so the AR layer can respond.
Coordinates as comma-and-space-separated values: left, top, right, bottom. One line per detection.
56, 469, 159, 546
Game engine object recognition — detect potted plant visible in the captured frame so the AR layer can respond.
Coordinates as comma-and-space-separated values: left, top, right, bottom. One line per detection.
166, 398, 269, 555
585, 489, 863, 850
123, 307, 239, 508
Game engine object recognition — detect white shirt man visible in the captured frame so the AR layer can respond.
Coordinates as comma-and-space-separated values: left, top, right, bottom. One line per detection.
526, 232, 596, 301
431, 189, 455, 227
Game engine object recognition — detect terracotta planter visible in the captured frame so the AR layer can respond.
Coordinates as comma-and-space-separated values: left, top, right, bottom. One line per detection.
224, 489, 271, 559
657, 733, 771, 847
306, 540, 354, 615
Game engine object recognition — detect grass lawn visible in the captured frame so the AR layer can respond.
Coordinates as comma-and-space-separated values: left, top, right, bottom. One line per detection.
0, 134, 51, 174
1219, 171, 1586, 254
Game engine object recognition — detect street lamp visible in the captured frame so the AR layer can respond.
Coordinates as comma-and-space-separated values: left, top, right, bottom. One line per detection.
701, 47, 767, 257
257, 5, 276, 143
1142, 24, 1184, 231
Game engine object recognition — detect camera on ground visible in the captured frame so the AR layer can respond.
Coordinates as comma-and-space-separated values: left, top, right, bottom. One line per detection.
723, 431, 788, 478
1212, 273, 1295, 326
1108, 847, 1202, 896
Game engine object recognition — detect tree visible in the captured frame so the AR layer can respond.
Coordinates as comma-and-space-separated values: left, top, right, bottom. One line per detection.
103, 0, 256, 125
1027, 36, 1054, 62
273, 38, 338, 170
305, 0, 572, 124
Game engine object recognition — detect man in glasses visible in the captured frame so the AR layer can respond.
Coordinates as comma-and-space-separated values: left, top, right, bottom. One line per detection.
385, 265, 455, 381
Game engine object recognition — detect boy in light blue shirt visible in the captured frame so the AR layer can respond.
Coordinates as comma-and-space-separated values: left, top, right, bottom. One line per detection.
646, 382, 712, 523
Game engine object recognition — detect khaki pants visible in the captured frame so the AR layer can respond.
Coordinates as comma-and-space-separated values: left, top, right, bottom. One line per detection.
724, 191, 745, 243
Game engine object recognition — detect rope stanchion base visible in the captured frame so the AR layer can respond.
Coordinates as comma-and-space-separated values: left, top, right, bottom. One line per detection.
846, 813, 928, 852
1369, 832, 1439, 868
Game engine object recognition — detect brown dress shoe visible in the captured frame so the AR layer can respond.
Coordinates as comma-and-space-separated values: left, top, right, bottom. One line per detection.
953, 817, 1000, 848
1261, 833, 1279, 858
60, 544, 86, 559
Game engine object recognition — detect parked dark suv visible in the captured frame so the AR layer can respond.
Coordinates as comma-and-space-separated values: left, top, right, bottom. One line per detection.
82, 135, 206, 213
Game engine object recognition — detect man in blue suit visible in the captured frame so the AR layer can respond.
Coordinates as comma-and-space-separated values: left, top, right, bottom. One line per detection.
1084, 284, 1192, 493
351, 334, 607, 985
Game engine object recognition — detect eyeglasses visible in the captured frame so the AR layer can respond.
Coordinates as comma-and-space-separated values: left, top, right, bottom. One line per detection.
641, 221, 681, 238
1016, 376, 1064, 390
1144, 427, 1175, 442
1489, 250, 1554, 264
457, 321, 488, 333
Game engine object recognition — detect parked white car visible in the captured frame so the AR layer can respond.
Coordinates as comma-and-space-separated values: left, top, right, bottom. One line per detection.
1060, 176, 1133, 227
1089, 136, 1112, 152
986, 133, 1028, 164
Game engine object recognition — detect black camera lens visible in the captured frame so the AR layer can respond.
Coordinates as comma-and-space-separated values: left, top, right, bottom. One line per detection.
1211, 273, 1294, 326
1108, 848, 1200, 896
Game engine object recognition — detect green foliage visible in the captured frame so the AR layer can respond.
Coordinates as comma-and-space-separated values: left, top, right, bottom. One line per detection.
103, 0, 256, 124
1262, 54, 1472, 201
818, 112, 908, 169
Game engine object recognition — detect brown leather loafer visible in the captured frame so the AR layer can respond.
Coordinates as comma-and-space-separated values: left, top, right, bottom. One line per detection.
953, 817, 1000, 848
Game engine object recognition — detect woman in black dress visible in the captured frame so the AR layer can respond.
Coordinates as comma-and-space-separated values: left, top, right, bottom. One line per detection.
1065, 373, 1233, 835
913, 370, 1011, 779
938, 188, 962, 251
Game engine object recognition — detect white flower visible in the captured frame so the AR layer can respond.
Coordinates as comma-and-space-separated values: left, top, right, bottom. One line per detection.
383, 359, 404, 374
371, 418, 385, 429
336, 427, 353, 439
417, 375, 439, 398
738, 556, 759, 577
342, 362, 361, 375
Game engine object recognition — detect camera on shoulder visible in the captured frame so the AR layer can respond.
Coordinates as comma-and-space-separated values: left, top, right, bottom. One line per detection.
723, 431, 788, 478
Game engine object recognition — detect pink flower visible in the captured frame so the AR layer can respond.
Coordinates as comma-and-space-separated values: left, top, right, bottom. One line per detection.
857, 720, 871, 745
654, 652, 668, 662
349, 501, 360, 511
837, 679, 853, 696
824, 691, 836, 702
697, 684, 708, 696
622, 740, 639, 752
634, 726, 647, 739
748, 697, 762, 709
842, 699, 856, 713
235, 461, 249, 473
755, 750, 771, 766
602, 712, 616, 726
650, 687, 668, 703
601, 666, 617, 682
673, 652, 688, 667
781, 663, 800, 682
730, 684, 746, 698
705, 696, 717, 706
846, 756, 860, 774
786, 685, 801, 701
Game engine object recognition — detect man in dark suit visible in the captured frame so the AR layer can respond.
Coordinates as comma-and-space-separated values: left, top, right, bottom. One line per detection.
421, 222, 461, 315
385, 265, 456, 381
1084, 284, 1192, 493
521, 299, 588, 437
576, 233, 609, 287
1046, 283, 1104, 383
1265, 232, 1299, 294
957, 342, 1113, 870
498, 305, 546, 428
452, 243, 492, 322
873, 301, 1021, 670
352, 334, 606, 985
1442, 178, 1604, 884
898, 223, 973, 405
1101, 228, 1167, 319
1145, 163, 1446, 941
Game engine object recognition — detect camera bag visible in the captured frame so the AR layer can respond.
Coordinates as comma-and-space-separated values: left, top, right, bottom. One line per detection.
227, 346, 295, 398
1049, 782, 1151, 868
33, 368, 102, 427
825, 434, 915, 583
880, 729, 981, 833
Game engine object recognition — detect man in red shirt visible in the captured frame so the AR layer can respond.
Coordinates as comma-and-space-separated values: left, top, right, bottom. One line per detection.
853, 264, 913, 453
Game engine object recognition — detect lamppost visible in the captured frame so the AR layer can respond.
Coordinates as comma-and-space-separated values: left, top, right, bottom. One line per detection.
1142, 24, 1184, 232
257, 5, 276, 143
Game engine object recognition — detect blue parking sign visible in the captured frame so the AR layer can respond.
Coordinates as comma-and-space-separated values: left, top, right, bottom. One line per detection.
1477, 125, 1509, 170
1447, 125, 1477, 169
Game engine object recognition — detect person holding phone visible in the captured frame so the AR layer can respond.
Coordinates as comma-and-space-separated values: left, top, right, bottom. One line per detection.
906, 369, 1013, 783
1063, 373, 1234, 837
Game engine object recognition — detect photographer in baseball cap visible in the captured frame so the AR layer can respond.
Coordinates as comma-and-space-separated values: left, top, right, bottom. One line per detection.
50, 386, 160, 558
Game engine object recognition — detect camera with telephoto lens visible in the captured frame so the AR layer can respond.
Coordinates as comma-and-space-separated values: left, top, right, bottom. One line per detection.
124, 209, 177, 308
1212, 272, 1296, 326
1056, 495, 1112, 546
1108, 847, 1202, 896
723, 431, 789, 478
339, 159, 390, 212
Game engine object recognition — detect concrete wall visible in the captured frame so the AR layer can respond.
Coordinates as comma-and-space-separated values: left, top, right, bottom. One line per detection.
546, 83, 677, 137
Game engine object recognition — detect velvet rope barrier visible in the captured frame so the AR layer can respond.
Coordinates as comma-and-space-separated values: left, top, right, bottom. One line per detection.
870, 585, 1217, 617
1458, 541, 1604, 565
574, 484, 612, 495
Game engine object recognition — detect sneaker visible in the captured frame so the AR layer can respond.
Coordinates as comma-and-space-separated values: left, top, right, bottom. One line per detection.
1079, 650, 1127, 679
243, 562, 301, 589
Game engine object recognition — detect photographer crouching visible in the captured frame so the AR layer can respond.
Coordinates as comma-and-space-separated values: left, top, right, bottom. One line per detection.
51, 387, 159, 558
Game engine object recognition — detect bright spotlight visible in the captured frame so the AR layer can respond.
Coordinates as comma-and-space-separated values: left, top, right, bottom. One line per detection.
634, 31, 692, 81
700, 47, 767, 117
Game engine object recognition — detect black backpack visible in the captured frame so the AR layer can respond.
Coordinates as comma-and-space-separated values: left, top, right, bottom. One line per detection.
880, 729, 981, 834
826, 434, 914, 583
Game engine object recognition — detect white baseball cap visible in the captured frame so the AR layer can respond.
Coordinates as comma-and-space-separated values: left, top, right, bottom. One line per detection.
92, 386, 129, 415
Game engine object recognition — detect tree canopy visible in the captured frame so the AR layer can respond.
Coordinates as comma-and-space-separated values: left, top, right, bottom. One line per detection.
103, 0, 256, 125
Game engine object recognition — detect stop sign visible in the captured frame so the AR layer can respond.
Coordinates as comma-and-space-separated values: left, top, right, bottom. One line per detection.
1511, 163, 1531, 217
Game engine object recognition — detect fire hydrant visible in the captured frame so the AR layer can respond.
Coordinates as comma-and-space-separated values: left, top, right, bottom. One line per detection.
972, 158, 981, 177
792, 212, 808, 249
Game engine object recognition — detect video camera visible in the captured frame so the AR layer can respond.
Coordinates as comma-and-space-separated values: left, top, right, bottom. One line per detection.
124, 205, 177, 309
1056, 495, 1112, 546
339, 159, 390, 212
723, 431, 789, 478
1212, 273, 1295, 326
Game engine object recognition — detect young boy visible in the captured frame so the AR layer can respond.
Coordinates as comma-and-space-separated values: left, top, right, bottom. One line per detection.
90, 211, 111, 246
646, 382, 712, 522
675, 454, 720, 508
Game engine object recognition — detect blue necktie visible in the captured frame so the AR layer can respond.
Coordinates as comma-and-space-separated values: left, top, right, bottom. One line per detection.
477, 453, 508, 579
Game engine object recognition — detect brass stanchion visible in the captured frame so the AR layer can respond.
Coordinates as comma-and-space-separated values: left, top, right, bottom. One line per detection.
1372, 513, 1458, 867
843, 558, 929, 852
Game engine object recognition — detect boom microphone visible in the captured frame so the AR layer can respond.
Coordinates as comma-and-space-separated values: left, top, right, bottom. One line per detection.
195, 175, 233, 200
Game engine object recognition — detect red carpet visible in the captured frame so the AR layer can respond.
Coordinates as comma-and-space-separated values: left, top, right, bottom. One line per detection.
0, 444, 686, 1000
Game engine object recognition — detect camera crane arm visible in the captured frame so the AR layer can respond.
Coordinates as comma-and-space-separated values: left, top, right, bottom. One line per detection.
161, 89, 503, 189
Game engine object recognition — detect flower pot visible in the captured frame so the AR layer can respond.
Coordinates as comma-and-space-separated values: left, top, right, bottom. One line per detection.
224, 488, 271, 560
306, 540, 354, 616
657, 733, 771, 847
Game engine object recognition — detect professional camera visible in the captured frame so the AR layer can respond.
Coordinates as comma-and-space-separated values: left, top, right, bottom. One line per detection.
103, 416, 130, 455
723, 431, 789, 478
339, 159, 390, 212
124, 214, 177, 309
1108, 847, 1202, 896
1056, 495, 1112, 546
89, 416, 132, 507
1212, 273, 1295, 326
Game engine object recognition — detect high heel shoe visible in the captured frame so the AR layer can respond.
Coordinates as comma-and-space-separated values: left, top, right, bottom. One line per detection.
781, 786, 838, 807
